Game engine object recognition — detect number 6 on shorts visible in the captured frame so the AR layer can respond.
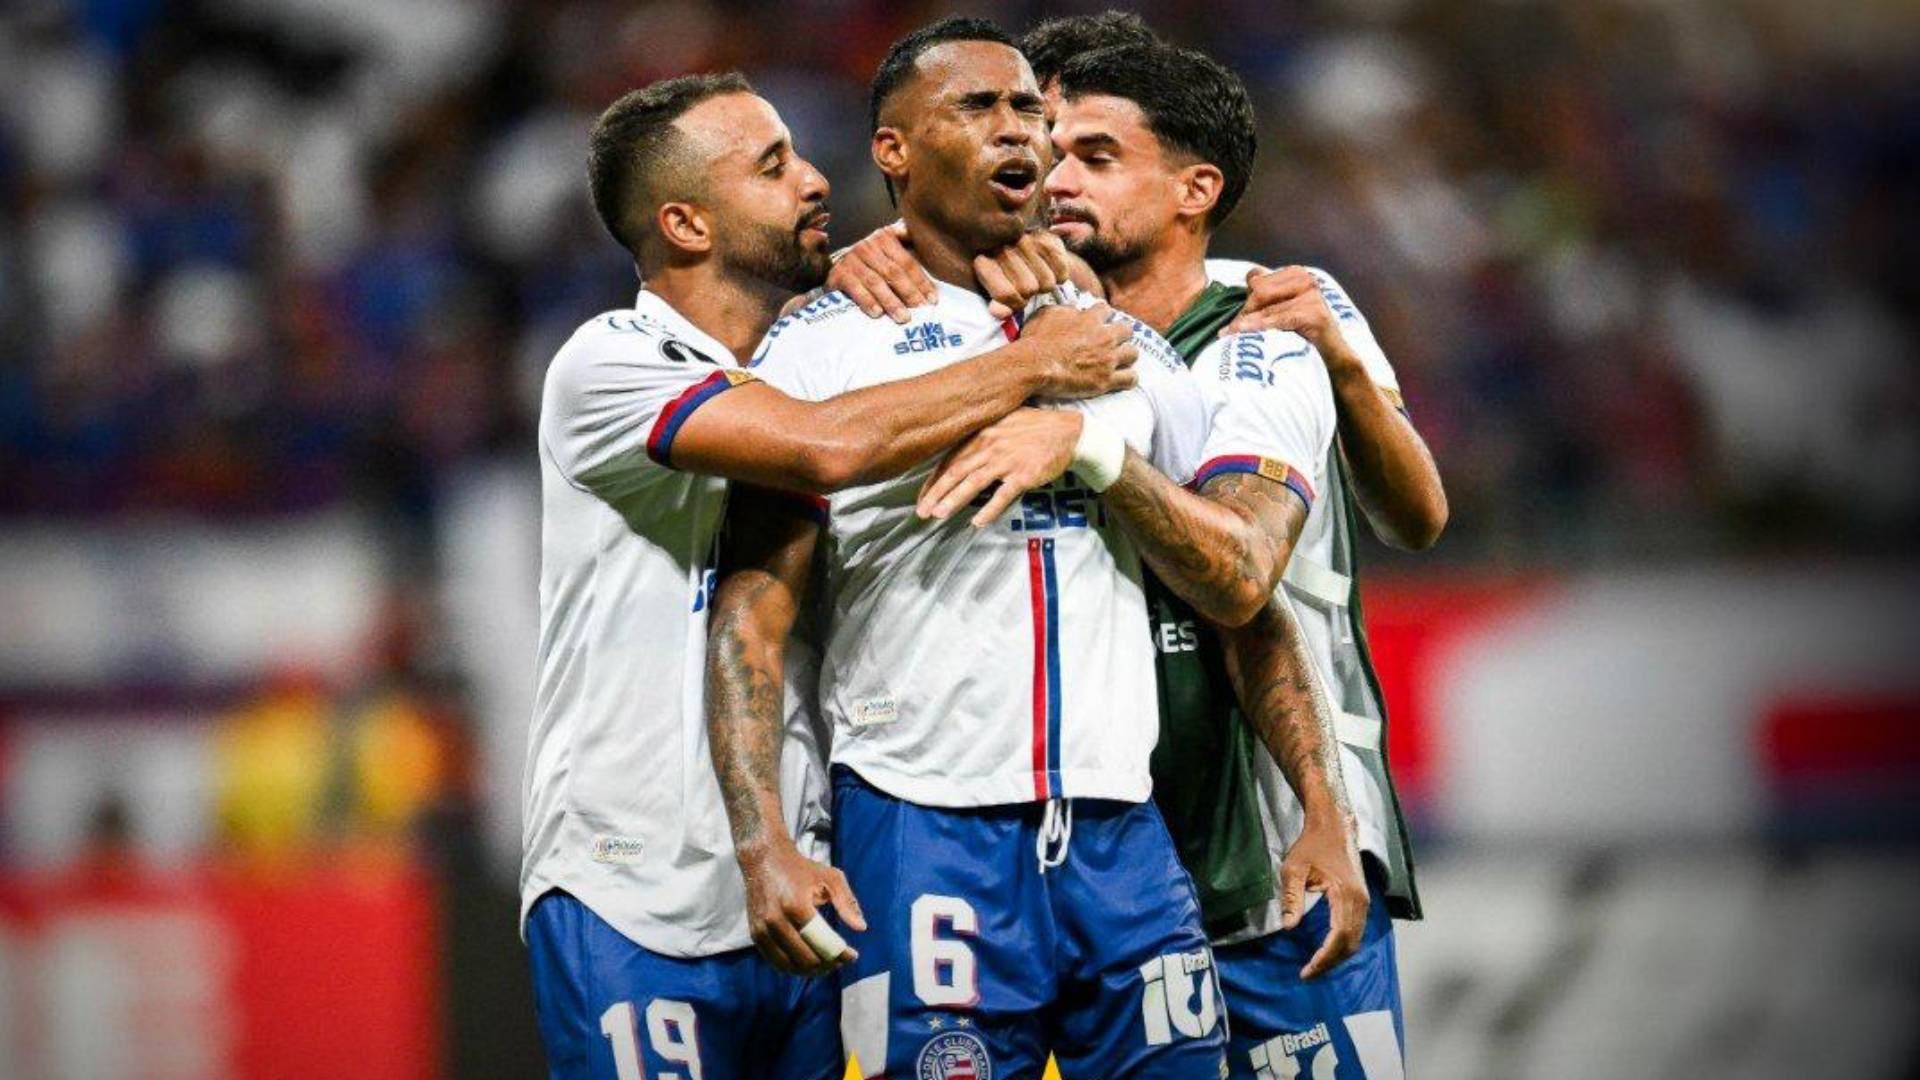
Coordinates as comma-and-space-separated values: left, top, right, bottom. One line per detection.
910, 894, 979, 1007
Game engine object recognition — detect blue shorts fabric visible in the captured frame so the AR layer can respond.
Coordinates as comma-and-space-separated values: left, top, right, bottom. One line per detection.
1213, 862, 1405, 1080
830, 766, 1228, 1079
526, 890, 842, 1080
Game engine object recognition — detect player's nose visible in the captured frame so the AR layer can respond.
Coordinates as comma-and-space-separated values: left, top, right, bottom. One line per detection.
795, 156, 829, 201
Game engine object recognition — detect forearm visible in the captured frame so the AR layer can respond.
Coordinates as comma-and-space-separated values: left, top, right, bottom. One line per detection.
1102, 451, 1282, 628
705, 573, 798, 858
795, 341, 1048, 490
1324, 353, 1448, 550
1223, 597, 1350, 822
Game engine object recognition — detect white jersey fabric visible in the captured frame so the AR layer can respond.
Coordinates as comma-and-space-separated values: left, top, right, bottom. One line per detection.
1200, 261, 1405, 942
522, 289, 830, 958
750, 282, 1208, 808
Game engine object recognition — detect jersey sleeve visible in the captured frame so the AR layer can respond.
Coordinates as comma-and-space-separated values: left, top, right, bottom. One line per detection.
543, 316, 757, 497
1307, 267, 1402, 404
1126, 316, 1210, 484
1191, 329, 1337, 513
747, 292, 864, 404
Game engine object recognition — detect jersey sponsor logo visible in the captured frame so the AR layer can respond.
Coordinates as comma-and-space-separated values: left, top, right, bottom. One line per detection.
658, 337, 717, 366
916, 1030, 991, 1080
896, 321, 965, 354
1139, 948, 1220, 1046
1249, 1023, 1337, 1080
853, 696, 898, 727
589, 834, 646, 864
1155, 618, 1200, 654
1217, 332, 1310, 386
986, 473, 1109, 534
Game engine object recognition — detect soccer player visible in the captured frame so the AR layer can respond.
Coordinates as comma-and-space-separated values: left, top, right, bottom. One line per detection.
706, 17, 1234, 1078
834, 10, 1449, 555
921, 42, 1425, 1079
521, 73, 1139, 1080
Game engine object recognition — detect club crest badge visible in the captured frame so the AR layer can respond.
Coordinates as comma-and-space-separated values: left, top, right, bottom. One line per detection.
916, 1031, 991, 1080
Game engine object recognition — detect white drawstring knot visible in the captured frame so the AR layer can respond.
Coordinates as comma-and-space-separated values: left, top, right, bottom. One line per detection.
1036, 797, 1074, 874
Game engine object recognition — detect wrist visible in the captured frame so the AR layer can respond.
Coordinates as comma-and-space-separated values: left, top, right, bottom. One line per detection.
1070, 415, 1127, 492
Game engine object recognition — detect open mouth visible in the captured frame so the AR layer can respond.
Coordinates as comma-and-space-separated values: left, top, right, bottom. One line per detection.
987, 159, 1039, 208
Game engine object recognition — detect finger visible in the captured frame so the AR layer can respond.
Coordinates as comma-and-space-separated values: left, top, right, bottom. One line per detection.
918, 449, 988, 517
1278, 862, 1308, 931
839, 277, 886, 321
930, 464, 1003, 521
759, 920, 820, 975
872, 279, 914, 324
1014, 239, 1061, 293
874, 246, 931, 315
1030, 231, 1074, 284
799, 913, 857, 965
969, 476, 1028, 527
917, 452, 959, 511
1301, 887, 1364, 980
1005, 249, 1043, 299
775, 908, 836, 975
825, 869, 868, 933
974, 256, 1017, 321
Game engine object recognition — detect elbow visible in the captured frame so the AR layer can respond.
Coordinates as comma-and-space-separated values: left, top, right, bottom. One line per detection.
793, 435, 871, 494
1206, 579, 1270, 630
1380, 490, 1449, 552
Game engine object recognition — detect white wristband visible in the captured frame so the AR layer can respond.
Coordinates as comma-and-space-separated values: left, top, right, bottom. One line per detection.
1071, 415, 1128, 493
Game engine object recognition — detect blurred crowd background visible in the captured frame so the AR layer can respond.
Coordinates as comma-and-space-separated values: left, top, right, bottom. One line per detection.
1, 1, 1915, 1078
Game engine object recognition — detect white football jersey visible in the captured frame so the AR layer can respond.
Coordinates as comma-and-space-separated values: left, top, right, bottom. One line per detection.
749, 282, 1208, 808
1206, 259, 1402, 402
1198, 263, 1405, 942
521, 289, 830, 959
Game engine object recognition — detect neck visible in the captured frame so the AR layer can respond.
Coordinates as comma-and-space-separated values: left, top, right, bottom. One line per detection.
900, 207, 981, 293
1099, 225, 1211, 334
643, 260, 789, 363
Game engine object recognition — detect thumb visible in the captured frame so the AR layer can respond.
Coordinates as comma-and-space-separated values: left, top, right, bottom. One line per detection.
827, 868, 868, 932
987, 300, 1014, 321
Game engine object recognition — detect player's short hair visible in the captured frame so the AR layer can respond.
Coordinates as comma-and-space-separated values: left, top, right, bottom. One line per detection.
869, 16, 1017, 133
1057, 42, 1256, 229
588, 72, 754, 262
1018, 11, 1157, 89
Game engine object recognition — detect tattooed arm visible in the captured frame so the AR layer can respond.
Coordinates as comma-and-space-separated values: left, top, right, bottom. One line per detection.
706, 487, 864, 976
1101, 451, 1308, 628
1222, 592, 1369, 977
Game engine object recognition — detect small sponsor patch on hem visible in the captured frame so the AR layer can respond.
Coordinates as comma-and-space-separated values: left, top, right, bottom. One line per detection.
590, 834, 646, 864
852, 697, 898, 727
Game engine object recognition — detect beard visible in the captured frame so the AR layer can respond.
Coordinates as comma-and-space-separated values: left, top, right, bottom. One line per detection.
718, 217, 830, 294
1066, 226, 1150, 275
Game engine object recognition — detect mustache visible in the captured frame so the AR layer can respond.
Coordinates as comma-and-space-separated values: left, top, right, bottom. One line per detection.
1049, 202, 1097, 225
795, 206, 831, 232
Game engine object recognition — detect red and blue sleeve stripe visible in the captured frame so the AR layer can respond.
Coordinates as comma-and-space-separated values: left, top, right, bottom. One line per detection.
1188, 454, 1315, 510
645, 370, 742, 468
1027, 537, 1064, 800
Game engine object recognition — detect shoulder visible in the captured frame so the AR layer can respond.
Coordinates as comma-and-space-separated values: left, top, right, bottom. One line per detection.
1201, 327, 1317, 382
751, 290, 868, 364
1111, 310, 1187, 379
1205, 257, 1266, 288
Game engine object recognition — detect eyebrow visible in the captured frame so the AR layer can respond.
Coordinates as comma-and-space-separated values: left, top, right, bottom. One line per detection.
1063, 131, 1122, 153
754, 137, 789, 168
952, 89, 1046, 111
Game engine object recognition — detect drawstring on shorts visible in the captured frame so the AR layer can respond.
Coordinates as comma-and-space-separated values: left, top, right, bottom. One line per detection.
1036, 797, 1074, 873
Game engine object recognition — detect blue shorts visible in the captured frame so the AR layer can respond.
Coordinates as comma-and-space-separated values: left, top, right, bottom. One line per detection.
831, 767, 1228, 1079
1214, 862, 1405, 1080
526, 890, 841, 1080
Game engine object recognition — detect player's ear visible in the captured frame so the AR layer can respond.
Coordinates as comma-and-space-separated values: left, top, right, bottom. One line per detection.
657, 200, 713, 257
871, 127, 909, 189
1175, 162, 1224, 227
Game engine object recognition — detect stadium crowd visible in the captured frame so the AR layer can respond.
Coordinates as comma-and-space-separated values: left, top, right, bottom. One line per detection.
2, 0, 1914, 566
